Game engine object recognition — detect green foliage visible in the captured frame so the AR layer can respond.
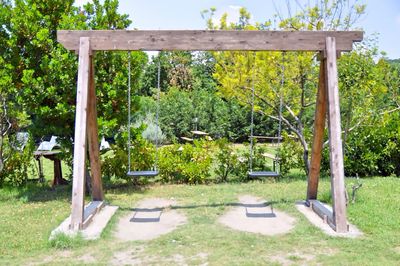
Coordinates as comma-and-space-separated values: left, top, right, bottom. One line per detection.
214, 138, 238, 182
342, 113, 399, 177
102, 126, 155, 182
159, 87, 232, 141
159, 87, 193, 140
158, 140, 213, 184
0, 0, 149, 184
230, 143, 276, 180
157, 87, 274, 142
0, 136, 35, 187
277, 132, 304, 176
319, 52, 400, 178
140, 51, 216, 95
139, 115, 165, 145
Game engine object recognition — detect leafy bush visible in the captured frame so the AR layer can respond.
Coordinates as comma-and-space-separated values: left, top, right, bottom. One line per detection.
231, 142, 276, 180
346, 117, 399, 177
276, 132, 304, 176
214, 138, 238, 182
135, 113, 166, 145
321, 113, 400, 177
158, 139, 213, 184
0, 136, 35, 187
102, 125, 155, 182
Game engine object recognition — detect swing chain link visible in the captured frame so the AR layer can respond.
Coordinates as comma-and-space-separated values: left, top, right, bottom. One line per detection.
249, 51, 285, 174
127, 52, 131, 172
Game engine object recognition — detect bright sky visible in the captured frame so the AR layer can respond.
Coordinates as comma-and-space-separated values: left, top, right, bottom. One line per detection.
75, 0, 400, 59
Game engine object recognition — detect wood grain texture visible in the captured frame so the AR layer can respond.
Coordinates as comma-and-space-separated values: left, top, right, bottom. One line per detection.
307, 55, 327, 201
70, 37, 91, 231
325, 37, 348, 233
87, 55, 104, 202
57, 30, 363, 51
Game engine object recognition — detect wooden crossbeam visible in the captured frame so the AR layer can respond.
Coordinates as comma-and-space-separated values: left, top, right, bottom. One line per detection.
57, 30, 363, 51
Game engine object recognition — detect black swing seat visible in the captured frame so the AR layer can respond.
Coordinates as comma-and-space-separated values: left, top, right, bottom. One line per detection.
248, 171, 279, 178
127, 170, 159, 177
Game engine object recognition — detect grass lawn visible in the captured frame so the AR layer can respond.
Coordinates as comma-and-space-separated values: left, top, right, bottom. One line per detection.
1, 175, 400, 265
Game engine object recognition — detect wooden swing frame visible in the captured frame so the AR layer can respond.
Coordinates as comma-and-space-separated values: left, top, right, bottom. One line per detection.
57, 30, 363, 233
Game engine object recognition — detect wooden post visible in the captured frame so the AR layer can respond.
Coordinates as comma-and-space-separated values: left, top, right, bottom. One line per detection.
307, 53, 327, 201
325, 37, 348, 233
36, 156, 44, 183
87, 54, 104, 201
70, 37, 91, 231
53, 159, 63, 186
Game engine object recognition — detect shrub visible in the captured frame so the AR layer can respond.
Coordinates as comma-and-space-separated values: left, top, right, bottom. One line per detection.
276, 132, 304, 176
232, 142, 276, 180
321, 113, 400, 177
0, 135, 35, 187
102, 125, 155, 182
158, 139, 213, 184
214, 138, 238, 182
133, 108, 166, 145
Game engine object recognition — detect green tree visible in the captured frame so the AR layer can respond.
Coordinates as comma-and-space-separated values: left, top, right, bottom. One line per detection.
208, 2, 376, 174
0, 0, 147, 183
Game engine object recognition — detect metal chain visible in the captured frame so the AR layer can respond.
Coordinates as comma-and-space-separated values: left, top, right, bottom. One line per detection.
278, 52, 285, 146
155, 54, 161, 170
249, 52, 256, 172
127, 52, 131, 172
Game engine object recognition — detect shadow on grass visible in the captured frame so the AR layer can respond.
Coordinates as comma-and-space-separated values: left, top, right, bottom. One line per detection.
0, 179, 152, 203
0, 182, 71, 203
1, 173, 313, 204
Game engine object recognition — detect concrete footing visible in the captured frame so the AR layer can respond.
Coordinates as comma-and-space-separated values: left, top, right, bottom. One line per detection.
296, 201, 362, 238
50, 203, 118, 240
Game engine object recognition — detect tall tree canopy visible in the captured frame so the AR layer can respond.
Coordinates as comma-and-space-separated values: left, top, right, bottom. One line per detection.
207, 1, 396, 174
0, 0, 147, 182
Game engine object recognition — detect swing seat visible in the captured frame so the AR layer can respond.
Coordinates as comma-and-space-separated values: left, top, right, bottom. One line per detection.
248, 171, 279, 178
127, 170, 159, 177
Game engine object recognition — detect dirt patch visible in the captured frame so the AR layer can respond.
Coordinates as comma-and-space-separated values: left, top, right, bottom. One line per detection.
295, 201, 363, 238
218, 195, 296, 236
114, 198, 187, 241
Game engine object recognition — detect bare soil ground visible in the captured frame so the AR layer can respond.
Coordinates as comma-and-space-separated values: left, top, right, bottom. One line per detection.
114, 198, 187, 241
218, 195, 296, 236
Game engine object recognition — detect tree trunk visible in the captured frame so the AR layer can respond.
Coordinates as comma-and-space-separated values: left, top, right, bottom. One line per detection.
303, 149, 310, 175
0, 157, 3, 173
